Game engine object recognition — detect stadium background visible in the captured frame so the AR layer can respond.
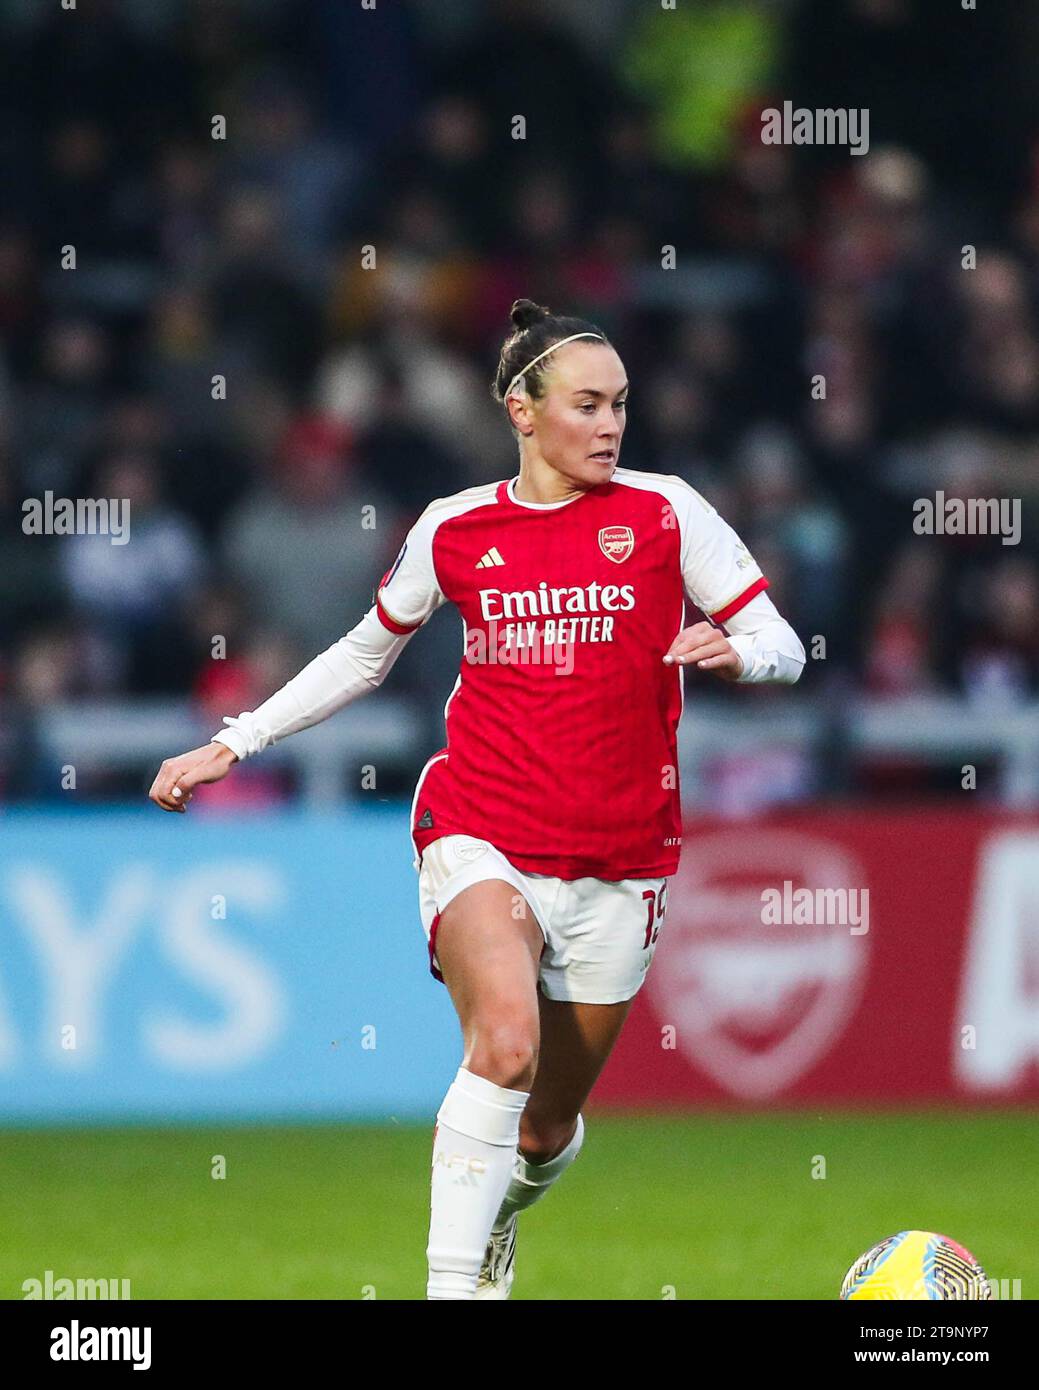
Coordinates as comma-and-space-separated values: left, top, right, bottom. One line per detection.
1, 0, 1037, 1299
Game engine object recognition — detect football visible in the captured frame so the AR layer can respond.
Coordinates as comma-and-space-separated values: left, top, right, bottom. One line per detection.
841, 1230, 992, 1300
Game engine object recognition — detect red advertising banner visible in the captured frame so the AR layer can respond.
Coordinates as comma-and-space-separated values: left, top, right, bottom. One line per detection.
595, 809, 1039, 1107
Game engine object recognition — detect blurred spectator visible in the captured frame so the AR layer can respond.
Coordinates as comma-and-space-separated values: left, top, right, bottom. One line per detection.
439, 0, 625, 179
191, 621, 300, 809
16, 319, 112, 496
640, 368, 718, 478
226, 68, 361, 285
318, 305, 507, 479
0, 225, 41, 370
42, 117, 157, 262
0, 623, 82, 801
959, 557, 1039, 706
0, 0, 1038, 804
153, 142, 217, 274
61, 450, 206, 692
221, 413, 400, 656
949, 254, 1039, 435
373, 94, 497, 255
0, 451, 68, 651
735, 424, 850, 649
355, 367, 468, 513
210, 186, 324, 396
625, 0, 779, 171
864, 545, 943, 698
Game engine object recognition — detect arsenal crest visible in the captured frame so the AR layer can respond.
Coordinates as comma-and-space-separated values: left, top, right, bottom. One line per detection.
646, 830, 869, 1099
598, 525, 634, 564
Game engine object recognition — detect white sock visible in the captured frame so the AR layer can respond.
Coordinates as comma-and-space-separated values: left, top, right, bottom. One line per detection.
494, 1113, 585, 1228
426, 1066, 529, 1300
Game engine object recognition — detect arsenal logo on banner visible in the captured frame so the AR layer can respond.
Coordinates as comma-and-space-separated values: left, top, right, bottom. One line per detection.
598, 525, 634, 563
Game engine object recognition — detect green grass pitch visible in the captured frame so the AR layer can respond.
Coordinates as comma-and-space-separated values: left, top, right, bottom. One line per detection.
1, 1112, 1033, 1300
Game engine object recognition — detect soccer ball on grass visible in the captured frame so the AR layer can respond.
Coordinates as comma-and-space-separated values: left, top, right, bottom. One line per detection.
840, 1230, 992, 1300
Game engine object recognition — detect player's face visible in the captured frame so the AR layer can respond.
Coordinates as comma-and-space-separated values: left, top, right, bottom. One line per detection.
532, 342, 628, 487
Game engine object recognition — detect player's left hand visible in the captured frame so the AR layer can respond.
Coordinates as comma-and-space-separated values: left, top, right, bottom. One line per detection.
663, 621, 744, 681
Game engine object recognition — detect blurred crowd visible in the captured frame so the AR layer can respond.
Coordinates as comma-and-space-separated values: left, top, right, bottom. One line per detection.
2, 0, 1039, 802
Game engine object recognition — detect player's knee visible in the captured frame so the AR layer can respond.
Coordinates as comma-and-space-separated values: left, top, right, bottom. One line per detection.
468, 1023, 538, 1091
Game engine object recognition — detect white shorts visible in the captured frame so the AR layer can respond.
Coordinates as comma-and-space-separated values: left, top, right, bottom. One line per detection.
416, 835, 669, 1005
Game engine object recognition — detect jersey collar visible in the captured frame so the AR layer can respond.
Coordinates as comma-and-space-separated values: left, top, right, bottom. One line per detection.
497, 476, 599, 511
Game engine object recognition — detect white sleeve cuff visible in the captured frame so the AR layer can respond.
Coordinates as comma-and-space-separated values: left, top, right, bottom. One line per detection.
212, 722, 257, 761
726, 631, 803, 684
721, 593, 806, 685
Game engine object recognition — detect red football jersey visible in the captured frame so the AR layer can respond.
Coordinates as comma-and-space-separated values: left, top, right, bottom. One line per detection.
375, 469, 768, 880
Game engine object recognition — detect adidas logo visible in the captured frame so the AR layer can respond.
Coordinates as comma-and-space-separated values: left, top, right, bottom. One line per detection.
417, 808, 434, 829
475, 547, 505, 569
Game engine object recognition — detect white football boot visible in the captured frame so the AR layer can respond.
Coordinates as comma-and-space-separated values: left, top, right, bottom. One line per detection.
474, 1216, 517, 1299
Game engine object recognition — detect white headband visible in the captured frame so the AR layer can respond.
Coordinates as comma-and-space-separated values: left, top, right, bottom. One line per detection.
506, 331, 605, 398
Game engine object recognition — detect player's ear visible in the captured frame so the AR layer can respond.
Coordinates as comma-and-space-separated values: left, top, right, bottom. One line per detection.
507, 396, 535, 437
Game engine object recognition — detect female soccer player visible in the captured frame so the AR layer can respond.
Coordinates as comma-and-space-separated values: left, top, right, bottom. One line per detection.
149, 300, 805, 1299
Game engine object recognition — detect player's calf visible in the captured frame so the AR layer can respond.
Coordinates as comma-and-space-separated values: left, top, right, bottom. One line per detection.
518, 1113, 579, 1165
494, 1113, 586, 1228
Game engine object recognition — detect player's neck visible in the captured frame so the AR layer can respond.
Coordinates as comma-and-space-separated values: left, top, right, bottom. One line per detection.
513, 457, 585, 505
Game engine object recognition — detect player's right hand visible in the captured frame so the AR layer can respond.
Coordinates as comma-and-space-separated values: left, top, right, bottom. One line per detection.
148, 742, 239, 813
